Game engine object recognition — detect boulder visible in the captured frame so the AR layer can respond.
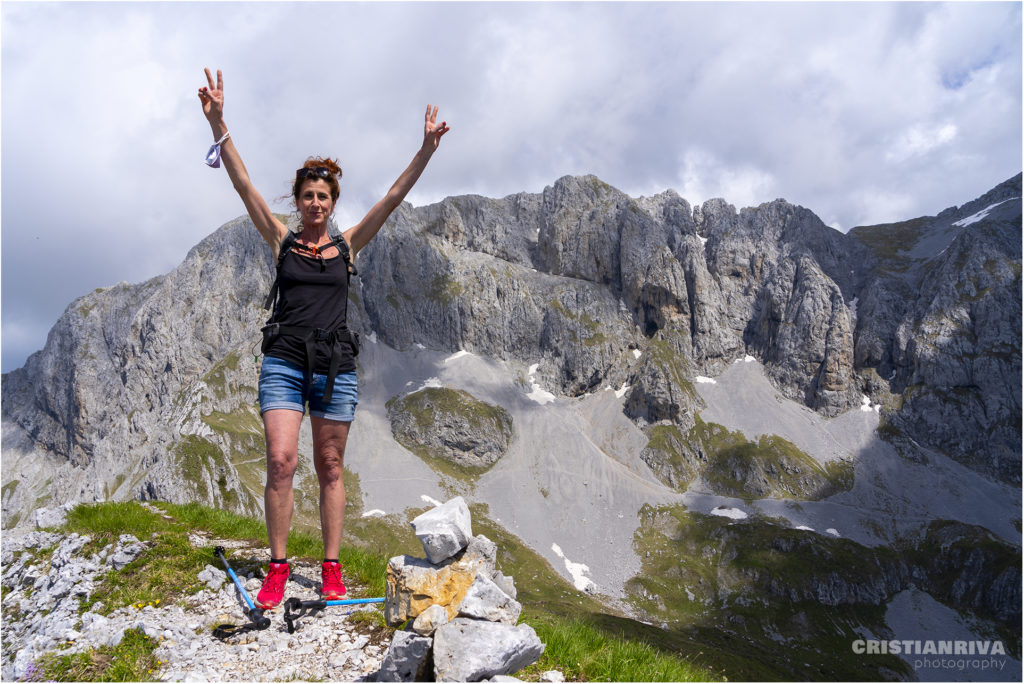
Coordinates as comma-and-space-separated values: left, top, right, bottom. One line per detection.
432, 618, 544, 682
412, 604, 450, 637
492, 571, 517, 600
456, 572, 522, 625
196, 564, 227, 592
411, 497, 473, 564
385, 555, 478, 626
32, 504, 74, 529
460, 535, 498, 578
377, 630, 433, 682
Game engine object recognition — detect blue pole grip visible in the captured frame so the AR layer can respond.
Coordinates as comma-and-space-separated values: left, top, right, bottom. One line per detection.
324, 597, 385, 606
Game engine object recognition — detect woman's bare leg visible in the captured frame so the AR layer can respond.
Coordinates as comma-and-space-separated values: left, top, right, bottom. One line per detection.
310, 417, 351, 559
263, 408, 304, 558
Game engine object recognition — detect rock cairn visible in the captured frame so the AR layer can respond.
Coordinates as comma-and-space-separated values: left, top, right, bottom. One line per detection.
380, 496, 545, 682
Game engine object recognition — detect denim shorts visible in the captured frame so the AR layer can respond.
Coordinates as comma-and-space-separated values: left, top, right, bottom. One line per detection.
258, 356, 358, 422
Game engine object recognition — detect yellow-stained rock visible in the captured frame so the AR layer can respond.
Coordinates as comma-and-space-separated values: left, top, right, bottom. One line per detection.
385, 547, 494, 626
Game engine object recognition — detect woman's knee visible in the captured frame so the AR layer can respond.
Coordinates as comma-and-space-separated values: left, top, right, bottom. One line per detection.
266, 449, 298, 484
314, 447, 345, 484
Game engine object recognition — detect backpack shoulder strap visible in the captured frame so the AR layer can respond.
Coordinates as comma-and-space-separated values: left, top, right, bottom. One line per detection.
263, 231, 299, 311
327, 232, 358, 276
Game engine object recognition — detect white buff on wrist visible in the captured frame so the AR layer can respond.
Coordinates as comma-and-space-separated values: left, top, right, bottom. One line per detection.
204, 131, 231, 168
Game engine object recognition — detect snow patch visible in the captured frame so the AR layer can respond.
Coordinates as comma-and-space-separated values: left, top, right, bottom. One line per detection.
698, 234, 708, 247
860, 394, 882, 412
366, 330, 378, 344
632, 349, 642, 360
420, 495, 442, 507
953, 197, 1019, 227
826, 528, 841, 537
551, 543, 597, 592
413, 377, 443, 392
362, 509, 386, 518
526, 363, 556, 405
695, 376, 717, 384
444, 350, 471, 363
711, 506, 748, 520
795, 525, 815, 531
744, 355, 756, 363
615, 383, 630, 398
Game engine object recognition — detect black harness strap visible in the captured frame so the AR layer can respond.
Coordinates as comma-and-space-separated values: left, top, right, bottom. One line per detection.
261, 232, 359, 404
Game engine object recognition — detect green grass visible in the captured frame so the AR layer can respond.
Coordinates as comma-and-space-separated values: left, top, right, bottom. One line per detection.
35, 628, 160, 682
640, 423, 701, 490
64, 501, 388, 615
525, 615, 720, 682
625, 504, 922, 680
691, 416, 854, 500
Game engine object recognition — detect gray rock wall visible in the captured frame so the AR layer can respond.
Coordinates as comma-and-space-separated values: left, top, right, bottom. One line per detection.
2, 174, 1020, 530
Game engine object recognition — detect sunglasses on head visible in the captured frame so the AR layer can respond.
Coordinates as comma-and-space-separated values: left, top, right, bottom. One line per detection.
296, 166, 332, 181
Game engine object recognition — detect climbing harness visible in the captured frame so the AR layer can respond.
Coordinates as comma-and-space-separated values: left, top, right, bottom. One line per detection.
283, 596, 385, 633
212, 546, 271, 637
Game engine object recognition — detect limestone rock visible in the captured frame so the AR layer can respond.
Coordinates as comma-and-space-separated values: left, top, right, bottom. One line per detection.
456, 572, 522, 625
384, 554, 477, 626
432, 618, 544, 682
387, 387, 514, 470
491, 571, 517, 600
1, 173, 1019, 538
377, 630, 433, 682
411, 604, 450, 637
32, 503, 73, 529
459, 535, 498, 579
411, 497, 473, 564
197, 564, 227, 592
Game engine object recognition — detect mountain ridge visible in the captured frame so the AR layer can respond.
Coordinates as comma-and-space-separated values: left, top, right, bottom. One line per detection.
1, 173, 1020, 679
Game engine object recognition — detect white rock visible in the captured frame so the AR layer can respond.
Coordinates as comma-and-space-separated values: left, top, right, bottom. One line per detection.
412, 604, 450, 636
411, 496, 473, 564
457, 572, 522, 625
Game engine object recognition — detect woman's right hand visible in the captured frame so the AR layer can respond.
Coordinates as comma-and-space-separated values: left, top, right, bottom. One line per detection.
198, 68, 224, 122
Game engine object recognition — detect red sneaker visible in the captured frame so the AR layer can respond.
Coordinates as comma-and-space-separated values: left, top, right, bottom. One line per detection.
255, 562, 289, 610
321, 561, 347, 599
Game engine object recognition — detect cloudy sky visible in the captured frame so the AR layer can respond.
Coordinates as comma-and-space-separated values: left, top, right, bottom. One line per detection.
2, 1, 1021, 372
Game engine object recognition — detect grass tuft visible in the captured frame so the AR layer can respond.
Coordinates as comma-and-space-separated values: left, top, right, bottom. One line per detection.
526, 615, 720, 682
35, 628, 158, 682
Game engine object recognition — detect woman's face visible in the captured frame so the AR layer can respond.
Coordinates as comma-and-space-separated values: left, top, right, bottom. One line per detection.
298, 178, 335, 230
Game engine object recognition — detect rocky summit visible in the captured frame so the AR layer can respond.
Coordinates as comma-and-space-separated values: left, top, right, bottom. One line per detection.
1, 172, 1020, 681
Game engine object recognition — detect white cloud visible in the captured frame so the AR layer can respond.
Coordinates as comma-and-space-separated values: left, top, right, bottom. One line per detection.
1, 1, 1020, 371
886, 123, 959, 164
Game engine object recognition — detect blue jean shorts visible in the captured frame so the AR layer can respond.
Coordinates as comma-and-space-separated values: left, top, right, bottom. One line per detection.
258, 356, 358, 422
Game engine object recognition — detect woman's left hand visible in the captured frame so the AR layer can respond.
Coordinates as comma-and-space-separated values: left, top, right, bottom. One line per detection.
422, 104, 450, 152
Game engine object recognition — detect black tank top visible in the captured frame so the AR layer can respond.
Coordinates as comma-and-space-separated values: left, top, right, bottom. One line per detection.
264, 249, 355, 374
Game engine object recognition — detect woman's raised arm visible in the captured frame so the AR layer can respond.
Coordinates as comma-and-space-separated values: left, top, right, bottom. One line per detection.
343, 105, 450, 256
198, 68, 288, 252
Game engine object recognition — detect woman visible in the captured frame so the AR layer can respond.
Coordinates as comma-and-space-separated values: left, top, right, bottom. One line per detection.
198, 68, 449, 609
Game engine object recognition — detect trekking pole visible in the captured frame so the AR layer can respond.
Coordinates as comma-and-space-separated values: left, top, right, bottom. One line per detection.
214, 546, 271, 630
283, 596, 385, 633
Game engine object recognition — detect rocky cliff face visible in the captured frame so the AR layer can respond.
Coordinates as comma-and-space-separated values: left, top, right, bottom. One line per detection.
2, 174, 1020, 524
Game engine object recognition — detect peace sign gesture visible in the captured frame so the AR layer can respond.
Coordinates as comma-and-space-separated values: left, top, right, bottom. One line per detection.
422, 104, 450, 152
198, 68, 225, 123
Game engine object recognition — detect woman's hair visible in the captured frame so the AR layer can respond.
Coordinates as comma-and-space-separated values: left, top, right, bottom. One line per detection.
291, 156, 343, 203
